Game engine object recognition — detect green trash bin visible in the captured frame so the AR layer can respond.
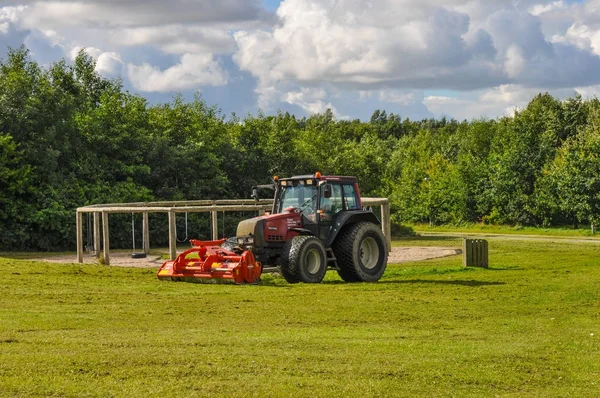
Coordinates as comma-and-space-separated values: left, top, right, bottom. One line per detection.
462, 238, 488, 268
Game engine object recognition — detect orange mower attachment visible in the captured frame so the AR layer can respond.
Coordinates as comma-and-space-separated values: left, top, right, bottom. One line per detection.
157, 239, 262, 284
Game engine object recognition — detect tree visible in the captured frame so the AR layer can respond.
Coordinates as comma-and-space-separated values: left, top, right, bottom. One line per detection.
0, 133, 31, 248
547, 120, 600, 231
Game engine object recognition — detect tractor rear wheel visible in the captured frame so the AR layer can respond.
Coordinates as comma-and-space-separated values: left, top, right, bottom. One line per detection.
281, 235, 327, 283
332, 222, 388, 282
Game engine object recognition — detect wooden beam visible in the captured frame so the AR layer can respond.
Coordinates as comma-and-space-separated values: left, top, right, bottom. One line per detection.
80, 198, 273, 209
211, 211, 218, 240
77, 204, 272, 214
362, 198, 389, 206
102, 211, 110, 265
380, 200, 392, 251
93, 212, 101, 257
143, 212, 150, 255
168, 211, 177, 260
76, 211, 83, 263
78, 198, 386, 213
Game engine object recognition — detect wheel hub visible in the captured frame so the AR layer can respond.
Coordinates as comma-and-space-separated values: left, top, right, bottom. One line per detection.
305, 248, 321, 274
360, 237, 379, 269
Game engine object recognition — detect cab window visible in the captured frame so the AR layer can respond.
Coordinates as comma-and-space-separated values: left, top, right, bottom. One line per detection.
278, 185, 318, 218
342, 184, 360, 210
319, 183, 343, 217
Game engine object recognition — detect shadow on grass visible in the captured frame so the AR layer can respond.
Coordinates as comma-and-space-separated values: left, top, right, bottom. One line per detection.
318, 278, 506, 287
383, 279, 506, 287
486, 265, 524, 271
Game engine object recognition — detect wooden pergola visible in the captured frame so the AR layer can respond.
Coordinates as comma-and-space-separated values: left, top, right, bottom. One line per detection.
76, 198, 391, 265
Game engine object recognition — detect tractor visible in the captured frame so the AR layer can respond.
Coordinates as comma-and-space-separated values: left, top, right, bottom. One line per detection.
157, 173, 388, 284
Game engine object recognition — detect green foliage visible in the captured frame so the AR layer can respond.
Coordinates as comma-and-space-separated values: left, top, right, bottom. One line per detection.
545, 116, 600, 229
1, 46, 600, 250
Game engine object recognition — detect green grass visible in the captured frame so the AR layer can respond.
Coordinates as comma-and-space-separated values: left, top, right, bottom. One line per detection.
1, 237, 599, 397
410, 223, 599, 238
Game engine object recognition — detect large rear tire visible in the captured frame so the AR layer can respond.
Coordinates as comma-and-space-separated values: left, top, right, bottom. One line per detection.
281, 235, 327, 283
332, 222, 388, 282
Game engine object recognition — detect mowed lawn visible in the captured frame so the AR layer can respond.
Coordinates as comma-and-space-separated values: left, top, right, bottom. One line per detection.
1, 236, 599, 397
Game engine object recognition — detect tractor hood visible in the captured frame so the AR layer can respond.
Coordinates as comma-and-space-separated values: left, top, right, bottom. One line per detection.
236, 210, 303, 246
236, 216, 267, 237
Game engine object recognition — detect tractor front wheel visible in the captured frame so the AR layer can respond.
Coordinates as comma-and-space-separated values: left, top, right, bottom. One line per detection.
281, 235, 327, 283
333, 222, 388, 282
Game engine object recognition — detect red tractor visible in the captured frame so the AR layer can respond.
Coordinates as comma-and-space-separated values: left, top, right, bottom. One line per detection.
157, 173, 388, 284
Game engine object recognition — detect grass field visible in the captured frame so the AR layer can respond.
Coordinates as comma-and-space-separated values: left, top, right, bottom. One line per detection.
1, 236, 599, 397
410, 223, 599, 238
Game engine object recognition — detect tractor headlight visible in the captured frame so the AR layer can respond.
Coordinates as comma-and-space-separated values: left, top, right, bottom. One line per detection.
237, 236, 254, 245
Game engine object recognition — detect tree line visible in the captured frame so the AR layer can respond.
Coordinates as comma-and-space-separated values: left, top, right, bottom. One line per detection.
1, 46, 599, 251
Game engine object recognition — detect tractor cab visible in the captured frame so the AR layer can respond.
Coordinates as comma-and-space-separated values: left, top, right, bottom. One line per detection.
273, 174, 363, 241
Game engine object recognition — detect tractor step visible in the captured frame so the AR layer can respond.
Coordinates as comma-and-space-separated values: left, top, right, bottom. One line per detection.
325, 248, 339, 270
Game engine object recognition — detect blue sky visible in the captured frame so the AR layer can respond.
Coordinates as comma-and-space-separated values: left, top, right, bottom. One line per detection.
2, 0, 600, 120
263, 0, 283, 12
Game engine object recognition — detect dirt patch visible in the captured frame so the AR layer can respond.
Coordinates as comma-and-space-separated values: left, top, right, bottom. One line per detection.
387, 246, 461, 264
36, 246, 461, 268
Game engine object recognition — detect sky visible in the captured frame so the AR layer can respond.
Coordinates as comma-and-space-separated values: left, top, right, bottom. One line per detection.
0, 0, 599, 121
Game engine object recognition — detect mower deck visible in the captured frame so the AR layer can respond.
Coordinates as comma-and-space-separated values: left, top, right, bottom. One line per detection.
157, 239, 262, 284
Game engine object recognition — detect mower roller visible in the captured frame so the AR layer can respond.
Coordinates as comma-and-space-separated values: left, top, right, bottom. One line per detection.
157, 239, 262, 284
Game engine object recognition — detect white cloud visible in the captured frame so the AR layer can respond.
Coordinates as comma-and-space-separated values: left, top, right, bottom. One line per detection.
18, 1, 268, 29
283, 87, 339, 115
127, 53, 228, 92
529, 1, 567, 16
575, 84, 600, 99
234, 0, 600, 94
4, 0, 600, 120
378, 90, 422, 106
95, 51, 122, 75
424, 84, 577, 120
113, 26, 236, 55
68, 47, 122, 76
0, 5, 25, 34
504, 45, 526, 78
235, 2, 485, 89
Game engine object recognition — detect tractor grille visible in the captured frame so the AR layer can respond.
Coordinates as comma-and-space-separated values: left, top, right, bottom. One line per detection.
267, 235, 284, 242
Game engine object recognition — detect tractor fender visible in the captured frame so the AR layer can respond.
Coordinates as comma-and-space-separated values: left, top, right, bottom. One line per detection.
325, 211, 381, 247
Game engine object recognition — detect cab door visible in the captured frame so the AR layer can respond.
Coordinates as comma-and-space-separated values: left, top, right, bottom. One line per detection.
317, 182, 344, 242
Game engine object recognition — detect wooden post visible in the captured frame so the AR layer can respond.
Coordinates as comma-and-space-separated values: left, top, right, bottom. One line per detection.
102, 211, 110, 265
143, 212, 150, 254
463, 239, 488, 268
380, 201, 391, 252
211, 211, 218, 240
169, 211, 177, 260
76, 211, 83, 263
93, 212, 101, 257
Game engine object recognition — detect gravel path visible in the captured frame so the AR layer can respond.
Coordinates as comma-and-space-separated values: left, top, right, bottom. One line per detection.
38, 246, 462, 268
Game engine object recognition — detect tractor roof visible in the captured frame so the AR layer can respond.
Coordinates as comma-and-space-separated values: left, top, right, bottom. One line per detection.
283, 174, 358, 183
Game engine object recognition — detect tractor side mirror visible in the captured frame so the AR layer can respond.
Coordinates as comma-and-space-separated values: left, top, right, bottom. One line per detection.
251, 188, 259, 201
323, 184, 332, 199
